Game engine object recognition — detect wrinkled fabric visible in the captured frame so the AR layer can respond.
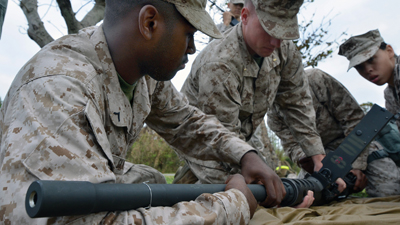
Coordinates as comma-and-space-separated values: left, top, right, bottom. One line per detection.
182, 22, 324, 158
179, 23, 324, 184
268, 68, 367, 170
0, 25, 253, 224
268, 68, 400, 197
250, 195, 400, 225
209, 23, 233, 42
250, 0, 303, 40
384, 55, 400, 130
365, 146, 400, 197
173, 118, 280, 184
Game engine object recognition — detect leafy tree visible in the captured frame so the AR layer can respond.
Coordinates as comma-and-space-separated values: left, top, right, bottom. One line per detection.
360, 102, 374, 114
0, 97, 2, 108
295, 0, 348, 68
18, 0, 105, 47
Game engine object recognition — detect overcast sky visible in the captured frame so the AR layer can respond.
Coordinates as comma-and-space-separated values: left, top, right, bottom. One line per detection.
1, 0, 399, 108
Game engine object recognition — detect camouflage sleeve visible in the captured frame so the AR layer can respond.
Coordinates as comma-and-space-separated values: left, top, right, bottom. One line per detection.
132, 189, 250, 225
385, 87, 400, 131
209, 23, 232, 42
0, 76, 122, 224
312, 69, 364, 137
145, 80, 255, 165
0, 76, 250, 224
267, 109, 305, 164
189, 61, 244, 139
274, 42, 325, 157
309, 69, 367, 170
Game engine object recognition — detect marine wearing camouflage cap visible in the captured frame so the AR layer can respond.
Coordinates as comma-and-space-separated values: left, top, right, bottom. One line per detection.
0, 0, 263, 223
177, 0, 322, 208
339, 29, 384, 71
251, 0, 303, 40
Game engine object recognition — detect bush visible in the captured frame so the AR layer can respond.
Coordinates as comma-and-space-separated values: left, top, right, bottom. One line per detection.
126, 126, 184, 174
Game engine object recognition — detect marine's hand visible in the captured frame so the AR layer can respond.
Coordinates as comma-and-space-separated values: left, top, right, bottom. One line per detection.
222, 11, 234, 26
225, 174, 257, 218
310, 154, 346, 193
240, 151, 285, 207
311, 154, 325, 172
350, 169, 368, 192
293, 190, 314, 208
335, 178, 346, 193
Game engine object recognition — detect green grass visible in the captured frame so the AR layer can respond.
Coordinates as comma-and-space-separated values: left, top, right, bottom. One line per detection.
126, 127, 183, 174
165, 175, 174, 184
350, 189, 369, 197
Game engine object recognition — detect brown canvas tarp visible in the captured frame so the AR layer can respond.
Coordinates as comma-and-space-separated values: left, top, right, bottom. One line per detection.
251, 195, 400, 225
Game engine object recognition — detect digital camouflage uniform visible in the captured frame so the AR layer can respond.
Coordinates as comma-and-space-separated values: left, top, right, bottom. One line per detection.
384, 55, 400, 130
0, 25, 253, 224
179, 22, 324, 184
267, 68, 400, 196
377, 55, 400, 196
209, 0, 278, 173
339, 29, 400, 197
268, 68, 368, 170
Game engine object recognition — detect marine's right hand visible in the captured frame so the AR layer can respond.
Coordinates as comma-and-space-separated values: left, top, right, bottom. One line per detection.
225, 174, 257, 218
301, 154, 346, 193
311, 154, 346, 193
222, 11, 234, 26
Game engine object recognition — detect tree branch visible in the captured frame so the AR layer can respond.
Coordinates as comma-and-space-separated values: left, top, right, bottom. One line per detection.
20, 0, 54, 47
56, 0, 82, 34
80, 0, 105, 28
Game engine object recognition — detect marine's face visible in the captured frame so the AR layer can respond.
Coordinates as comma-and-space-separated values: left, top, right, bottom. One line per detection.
354, 48, 395, 86
242, 9, 282, 57
149, 15, 197, 81
228, 3, 244, 18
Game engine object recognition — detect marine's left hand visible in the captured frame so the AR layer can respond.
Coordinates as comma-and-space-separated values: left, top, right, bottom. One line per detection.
293, 190, 314, 208
350, 169, 368, 192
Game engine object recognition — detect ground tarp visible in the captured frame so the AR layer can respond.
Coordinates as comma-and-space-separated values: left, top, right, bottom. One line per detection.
251, 195, 400, 224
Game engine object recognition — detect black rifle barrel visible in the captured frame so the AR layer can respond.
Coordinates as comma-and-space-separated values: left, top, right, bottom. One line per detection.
26, 177, 322, 218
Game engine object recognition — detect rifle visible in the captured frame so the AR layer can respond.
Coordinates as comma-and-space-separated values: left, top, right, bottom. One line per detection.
25, 104, 395, 218
208, 0, 239, 26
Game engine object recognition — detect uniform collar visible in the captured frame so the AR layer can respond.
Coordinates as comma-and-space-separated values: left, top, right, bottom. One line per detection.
89, 25, 134, 129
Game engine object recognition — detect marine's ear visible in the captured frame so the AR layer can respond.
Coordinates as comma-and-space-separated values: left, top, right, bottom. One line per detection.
386, 44, 395, 59
138, 5, 160, 41
241, 7, 249, 25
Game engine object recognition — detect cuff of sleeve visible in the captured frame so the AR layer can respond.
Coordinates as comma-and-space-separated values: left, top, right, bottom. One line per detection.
213, 189, 251, 225
224, 138, 257, 165
303, 140, 326, 157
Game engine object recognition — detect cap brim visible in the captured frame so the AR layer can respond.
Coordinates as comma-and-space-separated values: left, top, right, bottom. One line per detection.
347, 46, 379, 71
175, 6, 223, 39
257, 12, 299, 40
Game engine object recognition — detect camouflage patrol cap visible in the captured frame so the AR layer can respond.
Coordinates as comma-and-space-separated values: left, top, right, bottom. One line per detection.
230, 0, 245, 4
162, 0, 223, 39
338, 29, 384, 71
251, 0, 304, 40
